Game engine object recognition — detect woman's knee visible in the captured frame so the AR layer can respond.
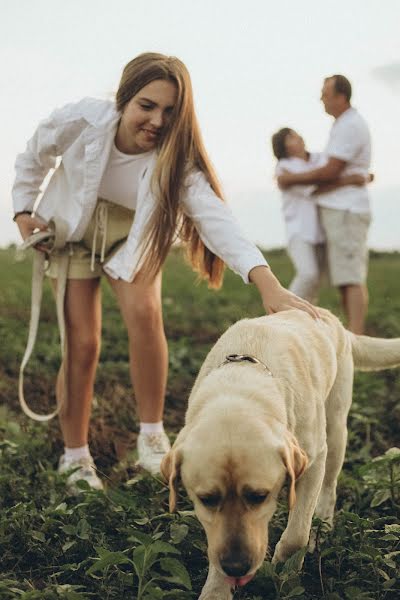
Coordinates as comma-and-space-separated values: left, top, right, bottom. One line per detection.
67, 327, 101, 364
128, 295, 163, 332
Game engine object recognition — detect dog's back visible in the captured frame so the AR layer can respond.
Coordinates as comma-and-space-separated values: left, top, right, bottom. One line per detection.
190, 309, 347, 408
192, 308, 400, 393
188, 308, 400, 433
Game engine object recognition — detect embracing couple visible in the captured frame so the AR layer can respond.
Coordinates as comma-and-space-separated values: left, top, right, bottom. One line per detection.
273, 74, 372, 334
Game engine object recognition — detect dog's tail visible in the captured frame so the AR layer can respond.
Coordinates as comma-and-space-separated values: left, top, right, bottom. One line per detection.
350, 332, 400, 371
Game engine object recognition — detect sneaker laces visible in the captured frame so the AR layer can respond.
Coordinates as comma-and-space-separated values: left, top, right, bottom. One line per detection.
61, 455, 95, 471
143, 433, 168, 454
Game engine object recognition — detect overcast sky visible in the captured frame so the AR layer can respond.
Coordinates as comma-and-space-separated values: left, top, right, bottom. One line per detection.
2, 0, 399, 249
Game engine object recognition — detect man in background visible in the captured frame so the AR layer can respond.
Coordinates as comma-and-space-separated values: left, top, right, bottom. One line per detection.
278, 75, 372, 334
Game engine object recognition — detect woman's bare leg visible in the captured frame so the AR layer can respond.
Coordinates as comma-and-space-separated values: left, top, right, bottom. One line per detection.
106, 272, 167, 423
52, 278, 102, 448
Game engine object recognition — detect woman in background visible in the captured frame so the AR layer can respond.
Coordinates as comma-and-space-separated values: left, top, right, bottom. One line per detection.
272, 127, 368, 303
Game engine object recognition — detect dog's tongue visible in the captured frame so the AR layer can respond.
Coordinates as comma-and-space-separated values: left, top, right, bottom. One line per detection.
224, 574, 254, 587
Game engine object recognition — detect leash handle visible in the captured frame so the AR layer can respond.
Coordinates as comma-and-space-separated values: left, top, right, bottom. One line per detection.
19, 229, 55, 252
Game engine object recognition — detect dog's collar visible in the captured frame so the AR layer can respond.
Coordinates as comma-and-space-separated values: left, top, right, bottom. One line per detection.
220, 354, 273, 376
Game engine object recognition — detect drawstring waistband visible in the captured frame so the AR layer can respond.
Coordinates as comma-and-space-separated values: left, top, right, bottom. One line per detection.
90, 201, 109, 272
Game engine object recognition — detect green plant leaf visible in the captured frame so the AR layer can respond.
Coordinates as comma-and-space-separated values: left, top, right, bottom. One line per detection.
281, 548, 306, 575
149, 540, 180, 556
128, 530, 154, 546
371, 489, 391, 507
385, 523, 400, 534
159, 557, 192, 590
77, 518, 90, 539
62, 540, 76, 552
31, 530, 46, 542
86, 549, 131, 575
169, 522, 189, 544
286, 586, 305, 597
132, 544, 146, 577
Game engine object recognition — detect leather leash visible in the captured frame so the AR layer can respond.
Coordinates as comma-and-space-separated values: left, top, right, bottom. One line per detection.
18, 219, 69, 421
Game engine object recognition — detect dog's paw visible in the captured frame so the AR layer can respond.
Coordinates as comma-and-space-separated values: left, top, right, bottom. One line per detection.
272, 540, 306, 567
271, 543, 285, 565
272, 539, 293, 564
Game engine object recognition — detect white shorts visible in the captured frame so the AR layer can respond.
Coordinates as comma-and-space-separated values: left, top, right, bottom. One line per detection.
319, 207, 370, 286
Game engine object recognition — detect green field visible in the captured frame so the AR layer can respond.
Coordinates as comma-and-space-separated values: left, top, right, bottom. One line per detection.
0, 246, 399, 599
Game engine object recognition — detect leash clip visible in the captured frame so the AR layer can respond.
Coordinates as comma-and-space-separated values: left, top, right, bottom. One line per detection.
225, 354, 259, 364
221, 354, 273, 375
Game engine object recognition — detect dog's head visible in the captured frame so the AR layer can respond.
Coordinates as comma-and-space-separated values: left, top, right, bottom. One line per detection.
161, 417, 308, 584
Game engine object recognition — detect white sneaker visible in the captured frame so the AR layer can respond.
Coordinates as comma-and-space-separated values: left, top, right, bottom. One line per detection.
137, 431, 171, 474
58, 455, 104, 494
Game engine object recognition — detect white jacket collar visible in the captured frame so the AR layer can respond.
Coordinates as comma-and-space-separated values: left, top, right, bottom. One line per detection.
79, 97, 120, 130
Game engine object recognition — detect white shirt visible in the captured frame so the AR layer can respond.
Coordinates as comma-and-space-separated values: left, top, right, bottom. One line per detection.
276, 153, 326, 244
12, 98, 268, 283
317, 107, 371, 214
98, 144, 152, 209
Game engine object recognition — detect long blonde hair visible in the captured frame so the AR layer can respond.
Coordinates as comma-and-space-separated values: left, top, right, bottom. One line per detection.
116, 52, 225, 289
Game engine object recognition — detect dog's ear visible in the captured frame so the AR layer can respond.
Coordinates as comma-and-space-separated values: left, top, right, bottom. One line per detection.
160, 447, 183, 513
280, 432, 308, 510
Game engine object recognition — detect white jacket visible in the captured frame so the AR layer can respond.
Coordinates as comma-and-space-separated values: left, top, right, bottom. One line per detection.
13, 98, 268, 282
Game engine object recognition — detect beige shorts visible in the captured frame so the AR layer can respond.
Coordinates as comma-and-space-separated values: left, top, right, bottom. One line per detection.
46, 200, 135, 279
319, 206, 371, 286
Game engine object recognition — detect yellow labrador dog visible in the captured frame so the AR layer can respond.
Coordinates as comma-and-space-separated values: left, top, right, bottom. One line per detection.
161, 309, 400, 600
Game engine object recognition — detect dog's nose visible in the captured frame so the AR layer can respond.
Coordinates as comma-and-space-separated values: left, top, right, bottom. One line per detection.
220, 558, 252, 578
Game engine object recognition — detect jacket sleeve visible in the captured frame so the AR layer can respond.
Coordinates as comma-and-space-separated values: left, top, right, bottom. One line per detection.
181, 170, 268, 283
12, 102, 88, 213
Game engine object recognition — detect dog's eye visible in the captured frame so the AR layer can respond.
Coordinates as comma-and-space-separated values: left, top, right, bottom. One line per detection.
198, 494, 221, 508
243, 492, 269, 505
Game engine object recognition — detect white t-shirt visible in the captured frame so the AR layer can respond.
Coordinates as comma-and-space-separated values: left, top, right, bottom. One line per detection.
276, 152, 326, 244
98, 143, 153, 209
317, 107, 371, 214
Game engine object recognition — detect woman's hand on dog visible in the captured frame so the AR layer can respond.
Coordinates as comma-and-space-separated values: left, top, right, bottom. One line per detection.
249, 266, 320, 319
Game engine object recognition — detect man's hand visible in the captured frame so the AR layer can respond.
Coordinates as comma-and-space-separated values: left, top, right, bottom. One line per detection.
312, 172, 374, 195
277, 172, 295, 190
341, 173, 374, 186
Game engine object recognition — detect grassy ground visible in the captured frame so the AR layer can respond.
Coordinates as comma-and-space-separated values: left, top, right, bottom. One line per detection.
0, 246, 399, 599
